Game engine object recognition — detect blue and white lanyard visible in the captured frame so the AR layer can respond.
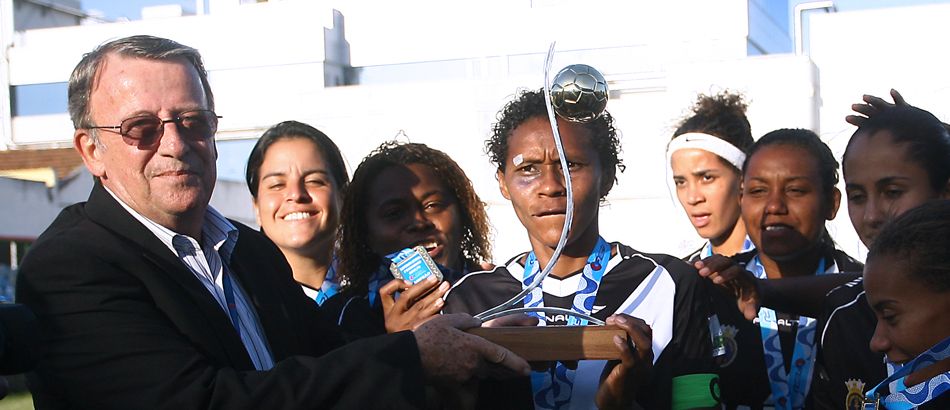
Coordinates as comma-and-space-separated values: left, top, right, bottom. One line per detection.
366, 264, 391, 308
522, 237, 611, 410
701, 236, 756, 259
864, 336, 950, 410
313, 260, 340, 306
748, 255, 829, 410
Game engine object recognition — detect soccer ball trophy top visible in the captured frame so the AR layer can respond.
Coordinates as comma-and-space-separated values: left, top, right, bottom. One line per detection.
551, 64, 608, 123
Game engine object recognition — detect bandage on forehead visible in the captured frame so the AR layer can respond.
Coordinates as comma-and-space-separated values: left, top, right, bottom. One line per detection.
666, 132, 746, 171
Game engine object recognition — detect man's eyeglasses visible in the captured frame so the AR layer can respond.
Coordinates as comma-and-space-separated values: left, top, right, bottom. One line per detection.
87, 110, 221, 147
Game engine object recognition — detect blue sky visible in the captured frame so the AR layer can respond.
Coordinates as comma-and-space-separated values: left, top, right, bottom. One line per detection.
82, 0, 201, 20
82, 0, 950, 21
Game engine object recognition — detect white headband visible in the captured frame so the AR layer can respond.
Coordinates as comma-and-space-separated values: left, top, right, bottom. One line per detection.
666, 132, 747, 171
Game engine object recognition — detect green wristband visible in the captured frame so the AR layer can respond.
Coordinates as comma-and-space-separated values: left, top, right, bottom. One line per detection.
671, 373, 720, 410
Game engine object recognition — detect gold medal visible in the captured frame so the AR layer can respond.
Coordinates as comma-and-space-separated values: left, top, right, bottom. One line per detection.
845, 379, 867, 410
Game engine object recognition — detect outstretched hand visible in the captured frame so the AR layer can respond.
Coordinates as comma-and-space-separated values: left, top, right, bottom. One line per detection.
845, 89, 908, 127
695, 255, 760, 321
595, 314, 653, 410
380, 276, 450, 333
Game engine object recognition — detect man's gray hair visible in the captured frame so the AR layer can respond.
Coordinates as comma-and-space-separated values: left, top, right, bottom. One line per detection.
67, 35, 215, 132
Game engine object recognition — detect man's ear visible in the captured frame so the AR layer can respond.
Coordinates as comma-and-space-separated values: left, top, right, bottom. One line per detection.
826, 187, 842, 220
497, 169, 511, 200
75, 129, 107, 178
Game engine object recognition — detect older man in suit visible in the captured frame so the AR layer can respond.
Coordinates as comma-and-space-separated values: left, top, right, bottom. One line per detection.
16, 35, 528, 409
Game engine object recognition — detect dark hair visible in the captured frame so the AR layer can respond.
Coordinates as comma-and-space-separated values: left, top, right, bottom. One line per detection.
744, 128, 839, 199
485, 88, 623, 198
869, 200, 950, 292
672, 91, 754, 171
337, 141, 491, 295
245, 121, 349, 198
68, 35, 214, 139
845, 106, 950, 192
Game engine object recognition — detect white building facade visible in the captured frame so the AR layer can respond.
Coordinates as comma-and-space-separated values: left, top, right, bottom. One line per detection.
1, 0, 947, 275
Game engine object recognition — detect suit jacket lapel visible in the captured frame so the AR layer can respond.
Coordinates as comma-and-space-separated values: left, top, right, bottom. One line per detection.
83, 182, 255, 369
228, 244, 297, 360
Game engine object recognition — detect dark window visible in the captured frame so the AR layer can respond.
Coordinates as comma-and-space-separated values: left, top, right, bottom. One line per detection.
11, 82, 68, 116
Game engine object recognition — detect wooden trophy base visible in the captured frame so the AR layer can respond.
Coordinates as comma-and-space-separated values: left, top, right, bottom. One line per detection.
467, 325, 627, 361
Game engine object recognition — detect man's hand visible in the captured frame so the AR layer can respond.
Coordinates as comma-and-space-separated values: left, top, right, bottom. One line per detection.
596, 314, 653, 410
845, 89, 908, 127
413, 313, 530, 386
380, 276, 450, 333
695, 254, 761, 321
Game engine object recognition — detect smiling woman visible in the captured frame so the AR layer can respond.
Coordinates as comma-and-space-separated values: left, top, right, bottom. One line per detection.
245, 121, 348, 306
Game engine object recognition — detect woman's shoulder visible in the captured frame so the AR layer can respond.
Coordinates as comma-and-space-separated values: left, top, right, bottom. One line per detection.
828, 247, 864, 272
613, 242, 697, 275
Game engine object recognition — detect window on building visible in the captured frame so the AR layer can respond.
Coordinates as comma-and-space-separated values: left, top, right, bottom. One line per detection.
10, 82, 69, 117
0, 239, 30, 302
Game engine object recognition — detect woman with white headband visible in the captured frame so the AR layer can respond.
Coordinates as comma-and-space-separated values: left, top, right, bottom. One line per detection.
668, 92, 762, 408
668, 91, 756, 262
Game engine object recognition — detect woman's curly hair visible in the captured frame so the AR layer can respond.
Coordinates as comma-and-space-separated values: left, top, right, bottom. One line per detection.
485, 88, 624, 198
337, 141, 492, 295
672, 91, 754, 171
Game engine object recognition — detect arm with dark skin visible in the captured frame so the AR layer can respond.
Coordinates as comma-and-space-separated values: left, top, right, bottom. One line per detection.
380, 276, 451, 333
696, 255, 859, 320
596, 314, 654, 410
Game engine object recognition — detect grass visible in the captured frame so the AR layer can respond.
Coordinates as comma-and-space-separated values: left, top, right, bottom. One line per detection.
0, 392, 33, 410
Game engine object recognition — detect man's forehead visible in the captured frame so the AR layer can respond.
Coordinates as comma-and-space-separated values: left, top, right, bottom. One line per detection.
92, 53, 192, 88
89, 53, 206, 115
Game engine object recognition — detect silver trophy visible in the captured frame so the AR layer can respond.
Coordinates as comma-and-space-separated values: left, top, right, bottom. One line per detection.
469, 45, 625, 361
551, 63, 609, 123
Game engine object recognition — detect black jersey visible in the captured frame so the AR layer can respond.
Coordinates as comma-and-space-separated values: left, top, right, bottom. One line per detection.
443, 242, 716, 409
809, 277, 888, 410
709, 247, 863, 410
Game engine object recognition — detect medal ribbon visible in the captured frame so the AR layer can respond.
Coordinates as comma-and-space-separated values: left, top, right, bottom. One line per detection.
522, 237, 611, 410
863, 336, 950, 410
701, 236, 756, 259
313, 260, 340, 306
366, 264, 390, 307
748, 255, 828, 410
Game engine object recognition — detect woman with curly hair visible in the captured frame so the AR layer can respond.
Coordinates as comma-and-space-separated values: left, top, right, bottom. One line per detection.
444, 88, 718, 409
668, 91, 755, 262
322, 140, 492, 337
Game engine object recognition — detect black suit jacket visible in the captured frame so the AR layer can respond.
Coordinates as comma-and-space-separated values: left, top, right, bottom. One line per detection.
16, 182, 426, 409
